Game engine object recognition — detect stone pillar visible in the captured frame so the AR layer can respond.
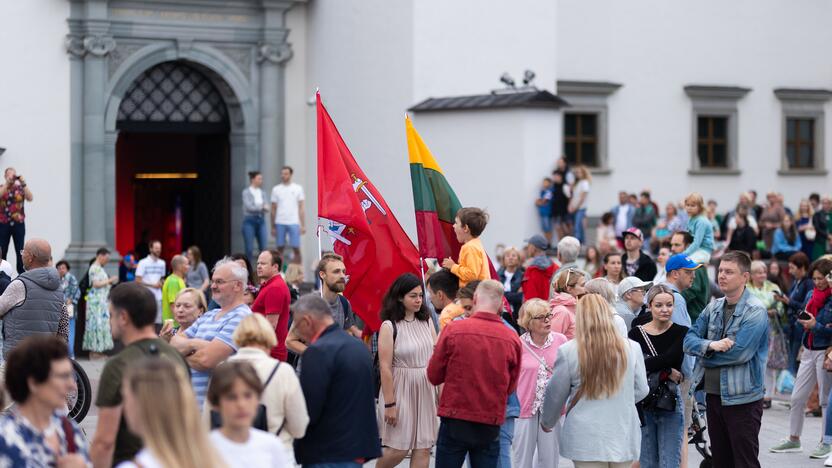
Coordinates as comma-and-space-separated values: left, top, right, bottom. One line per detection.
65, 35, 86, 273
258, 2, 294, 247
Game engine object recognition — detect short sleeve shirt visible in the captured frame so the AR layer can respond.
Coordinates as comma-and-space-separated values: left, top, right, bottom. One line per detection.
270, 183, 305, 225
161, 275, 186, 324
184, 303, 252, 407
135, 257, 166, 301
96, 339, 189, 465
0, 183, 26, 224
250, 275, 291, 361
186, 262, 209, 289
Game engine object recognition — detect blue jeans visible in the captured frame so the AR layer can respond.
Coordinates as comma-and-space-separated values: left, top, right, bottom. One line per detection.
435, 419, 500, 468
497, 417, 514, 468
242, 214, 268, 262
0, 222, 25, 274
303, 463, 361, 468
640, 405, 684, 468
276, 223, 301, 248
824, 387, 832, 444
539, 215, 553, 234
68, 317, 76, 359
573, 208, 587, 244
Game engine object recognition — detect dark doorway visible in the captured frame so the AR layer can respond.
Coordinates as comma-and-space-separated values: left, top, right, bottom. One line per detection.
114, 60, 233, 266
116, 133, 229, 266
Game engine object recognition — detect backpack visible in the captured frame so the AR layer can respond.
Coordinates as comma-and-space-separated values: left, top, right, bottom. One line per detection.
372, 321, 397, 396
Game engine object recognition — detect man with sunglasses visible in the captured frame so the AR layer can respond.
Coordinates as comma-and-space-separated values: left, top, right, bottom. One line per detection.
171, 258, 252, 408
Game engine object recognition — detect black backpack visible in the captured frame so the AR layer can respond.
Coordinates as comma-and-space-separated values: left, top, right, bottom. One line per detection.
372, 321, 397, 396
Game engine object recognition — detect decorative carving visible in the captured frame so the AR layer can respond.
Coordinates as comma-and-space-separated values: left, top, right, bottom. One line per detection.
83, 35, 117, 57
217, 46, 253, 78
65, 36, 86, 58
256, 42, 292, 65
109, 43, 146, 77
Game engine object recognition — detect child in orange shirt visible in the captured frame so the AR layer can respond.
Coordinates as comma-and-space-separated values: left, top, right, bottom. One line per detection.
441, 207, 491, 286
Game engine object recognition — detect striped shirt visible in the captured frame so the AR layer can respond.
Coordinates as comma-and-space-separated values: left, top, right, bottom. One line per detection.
185, 303, 252, 407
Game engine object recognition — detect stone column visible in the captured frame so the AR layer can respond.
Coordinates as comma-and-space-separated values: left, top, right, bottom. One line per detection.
64, 35, 86, 273
258, 2, 294, 246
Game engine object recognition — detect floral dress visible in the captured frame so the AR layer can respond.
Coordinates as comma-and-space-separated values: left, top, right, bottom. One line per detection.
0, 410, 89, 467
748, 280, 787, 370
82, 263, 113, 352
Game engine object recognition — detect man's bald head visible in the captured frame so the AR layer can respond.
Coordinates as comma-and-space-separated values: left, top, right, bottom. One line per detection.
23, 239, 51, 270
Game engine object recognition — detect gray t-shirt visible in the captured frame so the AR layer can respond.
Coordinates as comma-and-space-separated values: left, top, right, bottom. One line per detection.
704, 302, 737, 395
186, 262, 209, 289
327, 295, 363, 331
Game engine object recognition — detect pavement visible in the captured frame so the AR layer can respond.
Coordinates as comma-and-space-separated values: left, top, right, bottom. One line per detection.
76, 359, 825, 467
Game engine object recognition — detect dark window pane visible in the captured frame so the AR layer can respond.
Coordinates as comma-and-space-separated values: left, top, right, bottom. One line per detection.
564, 114, 577, 136
564, 142, 577, 164
799, 144, 813, 168
580, 114, 597, 136
697, 144, 709, 166
712, 117, 727, 139
786, 119, 796, 140
787, 145, 796, 168
697, 117, 708, 138
712, 143, 727, 167
800, 119, 813, 140
580, 143, 597, 166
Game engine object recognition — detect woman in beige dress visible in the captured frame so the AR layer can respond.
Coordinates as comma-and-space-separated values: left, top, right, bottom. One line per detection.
377, 273, 438, 468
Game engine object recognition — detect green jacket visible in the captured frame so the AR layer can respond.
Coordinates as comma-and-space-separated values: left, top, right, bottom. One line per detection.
682, 267, 711, 323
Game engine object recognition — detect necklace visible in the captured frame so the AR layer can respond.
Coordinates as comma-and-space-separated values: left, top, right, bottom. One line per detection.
403, 316, 416, 323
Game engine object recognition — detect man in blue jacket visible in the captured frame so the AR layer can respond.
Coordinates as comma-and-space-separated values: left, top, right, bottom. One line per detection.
684, 250, 768, 468
292, 294, 381, 467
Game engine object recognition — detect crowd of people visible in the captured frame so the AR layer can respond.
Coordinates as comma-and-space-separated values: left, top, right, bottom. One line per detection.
4, 152, 832, 467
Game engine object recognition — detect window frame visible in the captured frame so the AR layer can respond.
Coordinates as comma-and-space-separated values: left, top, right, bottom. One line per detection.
563, 112, 599, 167
557, 80, 622, 173
774, 88, 831, 176
684, 85, 750, 175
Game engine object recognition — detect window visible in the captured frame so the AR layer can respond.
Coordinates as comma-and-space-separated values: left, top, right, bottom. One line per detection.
774, 89, 831, 175
684, 85, 750, 174
557, 80, 622, 171
564, 113, 598, 167
696, 116, 728, 168
786, 118, 815, 169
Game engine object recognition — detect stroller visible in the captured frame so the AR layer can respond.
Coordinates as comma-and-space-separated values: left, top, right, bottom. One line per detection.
689, 398, 713, 467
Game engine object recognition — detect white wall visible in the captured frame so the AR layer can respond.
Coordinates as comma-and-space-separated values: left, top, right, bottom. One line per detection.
558, 0, 832, 216
411, 109, 560, 256
0, 0, 71, 269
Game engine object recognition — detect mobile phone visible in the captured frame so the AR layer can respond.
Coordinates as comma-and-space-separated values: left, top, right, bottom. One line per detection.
799, 311, 813, 321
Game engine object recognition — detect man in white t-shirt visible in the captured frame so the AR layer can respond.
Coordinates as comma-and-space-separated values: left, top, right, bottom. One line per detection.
0, 247, 15, 278
135, 240, 166, 328
270, 166, 305, 264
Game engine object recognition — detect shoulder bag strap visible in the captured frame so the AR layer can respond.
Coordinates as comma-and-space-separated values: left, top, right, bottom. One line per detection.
566, 386, 583, 416
637, 326, 659, 357
521, 338, 553, 374
60, 417, 77, 454
263, 362, 281, 387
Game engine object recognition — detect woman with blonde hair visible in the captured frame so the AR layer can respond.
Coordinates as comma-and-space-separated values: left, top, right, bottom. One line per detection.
119, 358, 225, 468
569, 165, 592, 244
498, 246, 525, 317
541, 294, 648, 468
228, 313, 309, 460
683, 192, 715, 264
160, 287, 207, 342
549, 269, 587, 339
513, 299, 568, 468
284, 263, 304, 303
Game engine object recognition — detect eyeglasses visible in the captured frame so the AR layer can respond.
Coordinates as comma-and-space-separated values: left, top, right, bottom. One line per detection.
531, 313, 554, 322
211, 279, 240, 286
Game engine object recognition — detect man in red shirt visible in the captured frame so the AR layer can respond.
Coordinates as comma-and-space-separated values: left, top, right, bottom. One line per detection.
251, 249, 291, 360
427, 279, 522, 467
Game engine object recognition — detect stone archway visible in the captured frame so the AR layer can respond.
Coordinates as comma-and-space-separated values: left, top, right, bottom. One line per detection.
64, 1, 299, 271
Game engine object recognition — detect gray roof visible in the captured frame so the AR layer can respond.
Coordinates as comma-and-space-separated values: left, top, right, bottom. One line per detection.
409, 89, 568, 112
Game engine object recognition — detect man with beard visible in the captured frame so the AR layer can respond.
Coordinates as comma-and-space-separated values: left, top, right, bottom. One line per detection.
287, 253, 362, 355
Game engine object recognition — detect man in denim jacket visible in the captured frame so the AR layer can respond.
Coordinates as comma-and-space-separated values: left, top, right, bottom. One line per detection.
684, 250, 769, 468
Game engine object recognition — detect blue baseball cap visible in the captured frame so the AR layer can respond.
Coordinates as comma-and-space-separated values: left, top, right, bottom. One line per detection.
665, 254, 702, 273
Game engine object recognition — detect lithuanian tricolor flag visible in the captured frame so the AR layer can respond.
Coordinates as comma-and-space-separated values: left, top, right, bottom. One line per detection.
406, 116, 463, 260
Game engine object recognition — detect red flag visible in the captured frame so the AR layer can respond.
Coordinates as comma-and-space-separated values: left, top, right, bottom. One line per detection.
317, 93, 421, 332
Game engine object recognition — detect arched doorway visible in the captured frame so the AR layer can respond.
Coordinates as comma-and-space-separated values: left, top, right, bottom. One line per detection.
115, 61, 231, 265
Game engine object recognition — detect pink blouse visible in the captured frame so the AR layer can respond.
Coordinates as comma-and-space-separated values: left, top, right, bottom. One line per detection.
517, 331, 569, 418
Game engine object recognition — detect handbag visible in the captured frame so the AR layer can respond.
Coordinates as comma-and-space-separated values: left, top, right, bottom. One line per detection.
637, 326, 678, 412
210, 362, 280, 431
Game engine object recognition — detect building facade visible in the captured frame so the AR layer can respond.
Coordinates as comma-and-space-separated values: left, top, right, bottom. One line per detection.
1, 0, 830, 271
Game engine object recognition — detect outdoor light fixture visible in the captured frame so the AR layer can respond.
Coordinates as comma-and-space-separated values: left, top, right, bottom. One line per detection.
0, 147, 6, 157
500, 73, 516, 88
523, 70, 536, 86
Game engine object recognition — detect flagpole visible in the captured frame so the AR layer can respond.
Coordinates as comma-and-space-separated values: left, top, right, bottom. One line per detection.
317, 224, 323, 298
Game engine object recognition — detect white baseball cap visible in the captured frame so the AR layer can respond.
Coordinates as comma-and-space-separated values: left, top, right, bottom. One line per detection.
618, 277, 653, 298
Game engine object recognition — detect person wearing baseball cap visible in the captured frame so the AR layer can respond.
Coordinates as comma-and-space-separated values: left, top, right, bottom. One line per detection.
521, 234, 557, 301
664, 253, 702, 445
615, 277, 652, 329
621, 228, 657, 283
